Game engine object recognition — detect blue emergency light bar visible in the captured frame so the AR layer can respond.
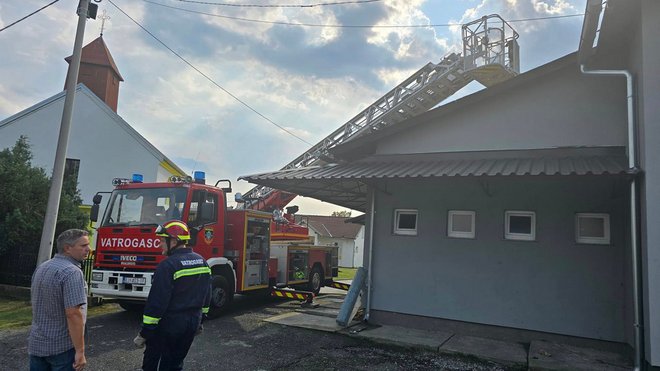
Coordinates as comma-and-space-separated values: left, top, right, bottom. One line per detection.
112, 173, 144, 186
193, 171, 206, 184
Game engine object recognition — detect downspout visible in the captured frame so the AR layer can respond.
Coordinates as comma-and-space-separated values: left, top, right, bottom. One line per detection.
579, 65, 642, 371
364, 188, 376, 321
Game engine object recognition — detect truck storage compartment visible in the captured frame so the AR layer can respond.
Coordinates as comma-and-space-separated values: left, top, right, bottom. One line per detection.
288, 249, 309, 282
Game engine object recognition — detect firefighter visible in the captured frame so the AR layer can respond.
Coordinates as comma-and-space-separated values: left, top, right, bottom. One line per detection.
133, 220, 211, 371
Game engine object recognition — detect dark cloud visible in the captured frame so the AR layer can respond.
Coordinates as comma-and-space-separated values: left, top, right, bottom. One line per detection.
244, 3, 437, 89
255, 29, 396, 88
110, 1, 451, 94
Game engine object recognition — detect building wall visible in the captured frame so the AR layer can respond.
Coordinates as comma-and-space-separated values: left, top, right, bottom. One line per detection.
0, 87, 163, 205
375, 61, 627, 156
598, 0, 660, 364
78, 64, 120, 112
370, 176, 630, 342
316, 236, 355, 267
637, 0, 660, 365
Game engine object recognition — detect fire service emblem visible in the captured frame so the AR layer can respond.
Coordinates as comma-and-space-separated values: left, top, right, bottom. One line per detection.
204, 228, 214, 244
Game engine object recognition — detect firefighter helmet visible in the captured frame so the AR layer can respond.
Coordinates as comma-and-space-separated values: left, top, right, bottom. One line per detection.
155, 220, 191, 241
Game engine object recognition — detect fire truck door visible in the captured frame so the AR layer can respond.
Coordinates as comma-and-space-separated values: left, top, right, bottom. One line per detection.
186, 190, 221, 256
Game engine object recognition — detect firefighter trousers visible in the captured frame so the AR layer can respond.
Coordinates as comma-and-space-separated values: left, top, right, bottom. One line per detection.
141, 313, 201, 371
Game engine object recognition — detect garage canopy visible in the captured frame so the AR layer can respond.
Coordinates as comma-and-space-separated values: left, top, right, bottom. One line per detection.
239, 146, 630, 213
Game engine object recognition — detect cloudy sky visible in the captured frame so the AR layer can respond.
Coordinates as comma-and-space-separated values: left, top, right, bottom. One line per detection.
0, 0, 586, 215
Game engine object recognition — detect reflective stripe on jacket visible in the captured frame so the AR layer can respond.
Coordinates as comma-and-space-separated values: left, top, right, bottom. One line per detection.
142, 247, 211, 329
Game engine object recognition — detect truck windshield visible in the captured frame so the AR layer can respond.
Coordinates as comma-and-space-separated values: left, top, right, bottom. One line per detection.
102, 188, 188, 227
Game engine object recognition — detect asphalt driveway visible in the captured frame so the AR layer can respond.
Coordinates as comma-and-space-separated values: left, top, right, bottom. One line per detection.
0, 293, 508, 370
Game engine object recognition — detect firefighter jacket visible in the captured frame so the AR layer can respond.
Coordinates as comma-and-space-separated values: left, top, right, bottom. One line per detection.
141, 247, 211, 335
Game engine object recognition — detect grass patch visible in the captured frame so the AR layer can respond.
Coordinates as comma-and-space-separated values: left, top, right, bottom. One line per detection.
0, 300, 33, 329
0, 298, 122, 330
89, 302, 122, 317
336, 267, 357, 281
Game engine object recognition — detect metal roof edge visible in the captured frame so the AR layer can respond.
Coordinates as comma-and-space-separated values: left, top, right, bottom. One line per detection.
238, 164, 324, 181
0, 90, 67, 130
358, 146, 627, 163
578, 0, 603, 64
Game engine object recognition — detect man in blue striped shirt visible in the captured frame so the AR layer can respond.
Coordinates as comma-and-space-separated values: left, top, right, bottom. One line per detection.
133, 220, 211, 371
29, 229, 90, 371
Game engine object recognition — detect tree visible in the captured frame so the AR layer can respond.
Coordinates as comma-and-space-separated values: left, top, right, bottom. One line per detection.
331, 210, 352, 218
0, 136, 88, 257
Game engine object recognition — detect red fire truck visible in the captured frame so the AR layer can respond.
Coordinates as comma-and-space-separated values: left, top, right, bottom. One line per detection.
88, 172, 338, 315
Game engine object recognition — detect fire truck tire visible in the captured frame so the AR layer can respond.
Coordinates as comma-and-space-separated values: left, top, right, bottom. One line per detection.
118, 301, 144, 313
308, 266, 323, 296
209, 275, 233, 317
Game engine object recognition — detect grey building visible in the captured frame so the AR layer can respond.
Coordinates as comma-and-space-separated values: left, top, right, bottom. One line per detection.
240, 1, 660, 368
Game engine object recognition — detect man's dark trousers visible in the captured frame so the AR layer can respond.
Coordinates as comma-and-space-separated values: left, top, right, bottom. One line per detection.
142, 312, 201, 371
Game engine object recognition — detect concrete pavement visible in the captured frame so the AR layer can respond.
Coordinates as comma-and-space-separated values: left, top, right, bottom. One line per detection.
2, 282, 633, 370
265, 289, 633, 371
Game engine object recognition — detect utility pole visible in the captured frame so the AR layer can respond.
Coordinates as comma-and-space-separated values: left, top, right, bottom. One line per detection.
37, 0, 91, 265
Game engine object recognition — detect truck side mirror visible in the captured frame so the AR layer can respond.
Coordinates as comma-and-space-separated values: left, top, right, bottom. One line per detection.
215, 179, 232, 193
90, 194, 103, 222
90, 204, 100, 222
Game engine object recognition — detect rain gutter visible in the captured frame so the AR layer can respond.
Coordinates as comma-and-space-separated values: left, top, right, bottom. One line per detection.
579, 1, 642, 368
364, 189, 375, 321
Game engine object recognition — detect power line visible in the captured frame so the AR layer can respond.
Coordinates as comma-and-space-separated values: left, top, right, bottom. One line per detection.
107, 0, 314, 147
508, 14, 585, 23
174, 0, 383, 8
0, 0, 60, 33
142, 0, 584, 28
143, 0, 435, 28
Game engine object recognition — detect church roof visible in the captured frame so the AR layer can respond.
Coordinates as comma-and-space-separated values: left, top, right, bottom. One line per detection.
65, 36, 124, 81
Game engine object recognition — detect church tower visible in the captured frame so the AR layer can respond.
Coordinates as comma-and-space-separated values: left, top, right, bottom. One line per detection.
64, 36, 124, 112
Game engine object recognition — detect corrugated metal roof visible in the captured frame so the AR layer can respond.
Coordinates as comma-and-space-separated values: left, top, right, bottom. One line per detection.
243, 148, 629, 180
239, 147, 631, 212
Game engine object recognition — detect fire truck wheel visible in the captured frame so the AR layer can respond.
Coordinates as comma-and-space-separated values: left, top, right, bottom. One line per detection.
308, 266, 323, 296
209, 275, 233, 317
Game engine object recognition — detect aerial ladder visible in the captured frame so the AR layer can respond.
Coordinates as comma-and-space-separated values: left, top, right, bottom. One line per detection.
238, 14, 519, 212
